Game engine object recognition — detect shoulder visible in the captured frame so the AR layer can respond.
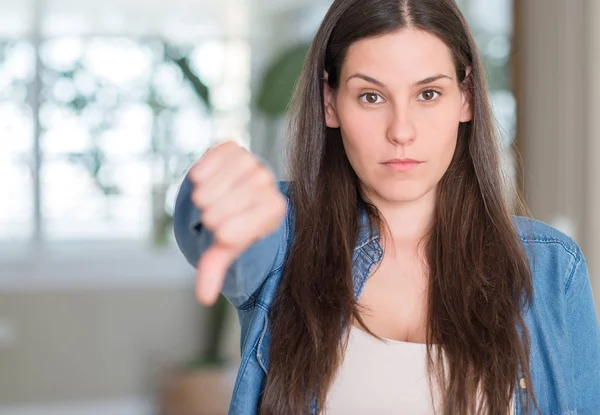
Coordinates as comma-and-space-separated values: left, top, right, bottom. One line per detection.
512, 216, 580, 256
512, 216, 585, 295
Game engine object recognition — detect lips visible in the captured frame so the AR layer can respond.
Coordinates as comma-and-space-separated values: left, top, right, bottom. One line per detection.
381, 158, 422, 172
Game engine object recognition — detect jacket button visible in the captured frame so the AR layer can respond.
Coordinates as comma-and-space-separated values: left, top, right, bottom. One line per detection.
519, 378, 527, 389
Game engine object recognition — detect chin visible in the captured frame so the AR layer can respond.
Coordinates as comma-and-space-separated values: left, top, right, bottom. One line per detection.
369, 183, 434, 205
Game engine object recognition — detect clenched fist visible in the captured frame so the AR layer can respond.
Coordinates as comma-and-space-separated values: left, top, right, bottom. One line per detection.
189, 141, 286, 305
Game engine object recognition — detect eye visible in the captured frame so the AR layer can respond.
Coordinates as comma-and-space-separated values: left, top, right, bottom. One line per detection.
360, 92, 384, 105
418, 89, 441, 102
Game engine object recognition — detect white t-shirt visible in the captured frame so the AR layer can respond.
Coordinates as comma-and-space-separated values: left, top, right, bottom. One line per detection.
324, 326, 515, 415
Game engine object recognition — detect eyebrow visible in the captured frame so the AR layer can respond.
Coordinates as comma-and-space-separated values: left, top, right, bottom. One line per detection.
346, 73, 453, 87
415, 74, 453, 86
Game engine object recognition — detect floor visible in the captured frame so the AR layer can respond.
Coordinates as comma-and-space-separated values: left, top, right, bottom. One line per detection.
0, 397, 154, 415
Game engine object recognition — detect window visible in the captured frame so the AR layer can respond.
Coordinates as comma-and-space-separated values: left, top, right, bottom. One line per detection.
458, 0, 517, 189
0, 6, 251, 248
0, 0, 516, 274
0, 39, 35, 241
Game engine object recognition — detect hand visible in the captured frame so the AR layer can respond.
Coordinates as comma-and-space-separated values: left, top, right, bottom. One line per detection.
188, 141, 286, 305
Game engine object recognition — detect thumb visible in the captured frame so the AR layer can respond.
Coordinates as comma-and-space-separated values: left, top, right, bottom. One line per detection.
195, 244, 239, 305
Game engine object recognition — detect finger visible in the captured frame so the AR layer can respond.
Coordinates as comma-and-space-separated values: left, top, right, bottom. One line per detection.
190, 154, 263, 211
195, 244, 239, 305
194, 191, 286, 305
189, 141, 244, 185
213, 192, 286, 248
201, 168, 278, 231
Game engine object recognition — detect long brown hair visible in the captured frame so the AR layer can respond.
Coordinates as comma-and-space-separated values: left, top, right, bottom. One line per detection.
260, 0, 537, 414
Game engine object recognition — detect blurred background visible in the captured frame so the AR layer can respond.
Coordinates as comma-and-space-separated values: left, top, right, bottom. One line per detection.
0, 0, 597, 413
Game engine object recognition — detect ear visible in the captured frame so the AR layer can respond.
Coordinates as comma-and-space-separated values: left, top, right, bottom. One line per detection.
323, 71, 340, 128
459, 66, 473, 123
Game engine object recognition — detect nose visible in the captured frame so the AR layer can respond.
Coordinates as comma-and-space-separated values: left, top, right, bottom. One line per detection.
386, 103, 416, 145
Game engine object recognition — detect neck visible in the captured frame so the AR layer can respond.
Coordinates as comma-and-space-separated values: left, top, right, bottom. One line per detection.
364, 187, 436, 251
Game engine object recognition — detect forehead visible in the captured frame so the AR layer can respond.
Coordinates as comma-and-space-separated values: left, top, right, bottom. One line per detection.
342, 29, 456, 83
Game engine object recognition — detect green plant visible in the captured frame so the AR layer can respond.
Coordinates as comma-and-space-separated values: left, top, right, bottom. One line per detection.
185, 294, 230, 369
170, 48, 234, 370
169, 40, 310, 371
148, 48, 211, 248
256, 43, 310, 117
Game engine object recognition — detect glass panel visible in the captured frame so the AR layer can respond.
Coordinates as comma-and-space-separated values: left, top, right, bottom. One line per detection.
40, 0, 237, 38
0, 0, 34, 38
459, 0, 517, 196
41, 159, 153, 240
460, 0, 515, 146
39, 36, 249, 242
0, 40, 35, 240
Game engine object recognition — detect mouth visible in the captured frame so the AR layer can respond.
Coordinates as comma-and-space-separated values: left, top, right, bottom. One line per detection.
381, 158, 423, 172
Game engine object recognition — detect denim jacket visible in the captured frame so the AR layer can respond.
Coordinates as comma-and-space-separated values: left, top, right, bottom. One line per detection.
174, 177, 600, 415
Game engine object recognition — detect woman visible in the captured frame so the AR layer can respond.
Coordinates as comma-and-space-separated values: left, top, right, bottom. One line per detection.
173, 0, 600, 413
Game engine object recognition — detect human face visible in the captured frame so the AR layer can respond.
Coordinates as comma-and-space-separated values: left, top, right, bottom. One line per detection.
324, 29, 472, 206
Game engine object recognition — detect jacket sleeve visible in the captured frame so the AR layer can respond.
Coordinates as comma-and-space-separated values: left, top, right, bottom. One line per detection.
172, 173, 290, 308
566, 247, 600, 413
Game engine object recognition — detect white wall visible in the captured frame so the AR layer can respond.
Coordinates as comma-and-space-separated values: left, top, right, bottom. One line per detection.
517, 0, 599, 309
587, 0, 600, 307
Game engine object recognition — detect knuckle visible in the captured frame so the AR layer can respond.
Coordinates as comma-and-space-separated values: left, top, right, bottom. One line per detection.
239, 150, 258, 167
254, 165, 274, 187
215, 225, 237, 247
201, 209, 219, 229
191, 188, 205, 208
278, 197, 287, 217
216, 140, 242, 156
188, 162, 204, 184
222, 140, 241, 150
272, 193, 287, 217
